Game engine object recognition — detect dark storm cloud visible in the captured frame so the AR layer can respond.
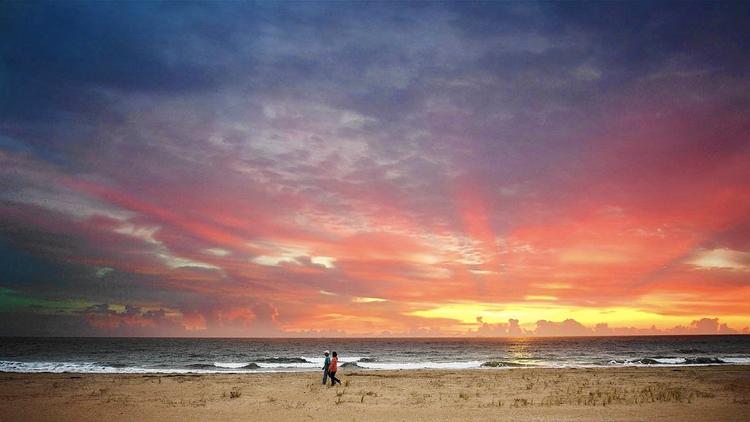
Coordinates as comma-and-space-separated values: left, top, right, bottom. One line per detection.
549, 2, 750, 71
1, 1, 250, 95
3, 1, 747, 163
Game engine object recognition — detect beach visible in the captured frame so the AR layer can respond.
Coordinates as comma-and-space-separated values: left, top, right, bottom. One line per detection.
1, 366, 748, 421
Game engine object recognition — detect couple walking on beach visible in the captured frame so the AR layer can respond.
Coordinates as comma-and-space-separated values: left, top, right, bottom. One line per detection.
321, 350, 342, 386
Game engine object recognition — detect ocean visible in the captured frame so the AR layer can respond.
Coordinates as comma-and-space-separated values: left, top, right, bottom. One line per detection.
1, 336, 748, 374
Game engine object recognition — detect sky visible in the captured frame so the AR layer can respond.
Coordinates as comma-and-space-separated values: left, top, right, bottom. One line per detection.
1, 1, 749, 337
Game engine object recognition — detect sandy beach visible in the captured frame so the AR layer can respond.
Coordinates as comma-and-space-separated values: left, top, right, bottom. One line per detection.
0, 366, 748, 421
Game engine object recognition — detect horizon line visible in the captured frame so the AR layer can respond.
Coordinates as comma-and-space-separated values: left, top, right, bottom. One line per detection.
2, 333, 749, 340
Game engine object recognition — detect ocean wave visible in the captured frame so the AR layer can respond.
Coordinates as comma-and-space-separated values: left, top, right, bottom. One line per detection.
103, 362, 130, 368
0, 361, 120, 373
608, 356, 736, 366
254, 356, 370, 369
356, 361, 484, 370
0, 360, 201, 374
213, 362, 260, 369
319, 357, 375, 369
2, 355, 748, 374
481, 361, 529, 368
185, 363, 216, 369
185, 362, 260, 370
255, 357, 309, 364
0, 360, 260, 374
683, 357, 726, 365
301, 356, 364, 365
0, 359, 577, 373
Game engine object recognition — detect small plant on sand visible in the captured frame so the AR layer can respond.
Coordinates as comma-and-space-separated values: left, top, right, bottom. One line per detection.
510, 398, 532, 407
410, 392, 430, 405
229, 387, 241, 399
458, 391, 470, 400
267, 396, 277, 403
358, 390, 377, 402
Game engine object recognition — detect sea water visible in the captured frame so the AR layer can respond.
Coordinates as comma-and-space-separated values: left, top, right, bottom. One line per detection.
1, 336, 748, 374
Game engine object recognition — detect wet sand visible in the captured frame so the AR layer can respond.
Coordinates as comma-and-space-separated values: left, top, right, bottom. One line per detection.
1, 366, 749, 421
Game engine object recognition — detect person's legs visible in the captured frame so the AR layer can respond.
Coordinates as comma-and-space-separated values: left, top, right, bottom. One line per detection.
330, 371, 340, 385
322, 369, 328, 385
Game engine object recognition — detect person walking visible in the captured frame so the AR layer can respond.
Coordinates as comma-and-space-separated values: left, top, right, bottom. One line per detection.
322, 350, 331, 385
328, 351, 341, 386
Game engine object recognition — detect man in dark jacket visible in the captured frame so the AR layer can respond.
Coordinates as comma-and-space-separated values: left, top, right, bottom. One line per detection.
322, 350, 331, 385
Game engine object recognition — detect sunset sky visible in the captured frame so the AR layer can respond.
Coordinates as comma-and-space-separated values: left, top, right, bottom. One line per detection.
1, 1, 749, 336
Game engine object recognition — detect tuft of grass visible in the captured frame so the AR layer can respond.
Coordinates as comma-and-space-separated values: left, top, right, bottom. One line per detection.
229, 387, 241, 399
458, 391, 470, 400
511, 398, 530, 407
90, 388, 109, 397
538, 382, 716, 408
410, 391, 429, 405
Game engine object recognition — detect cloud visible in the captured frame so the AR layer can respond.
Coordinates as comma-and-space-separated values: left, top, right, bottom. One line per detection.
475, 317, 524, 337
1, 2, 750, 336
667, 318, 738, 335
83, 303, 167, 330
688, 248, 750, 271
469, 317, 744, 337
352, 297, 387, 303
534, 319, 591, 337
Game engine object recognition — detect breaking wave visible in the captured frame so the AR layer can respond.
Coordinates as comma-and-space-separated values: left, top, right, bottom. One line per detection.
209, 362, 260, 369
607, 356, 747, 366
481, 361, 530, 368
2, 355, 748, 374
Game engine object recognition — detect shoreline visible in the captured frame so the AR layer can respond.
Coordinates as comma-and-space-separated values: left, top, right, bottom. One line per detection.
3, 357, 749, 374
1, 362, 750, 375
1, 366, 748, 421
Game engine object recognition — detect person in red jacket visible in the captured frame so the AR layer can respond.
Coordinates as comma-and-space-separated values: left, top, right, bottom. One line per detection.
328, 351, 341, 386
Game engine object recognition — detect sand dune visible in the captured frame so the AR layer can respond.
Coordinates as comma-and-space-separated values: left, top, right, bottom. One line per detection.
1, 366, 748, 421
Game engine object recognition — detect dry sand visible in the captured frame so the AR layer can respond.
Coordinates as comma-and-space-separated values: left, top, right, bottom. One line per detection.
1, 366, 749, 421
